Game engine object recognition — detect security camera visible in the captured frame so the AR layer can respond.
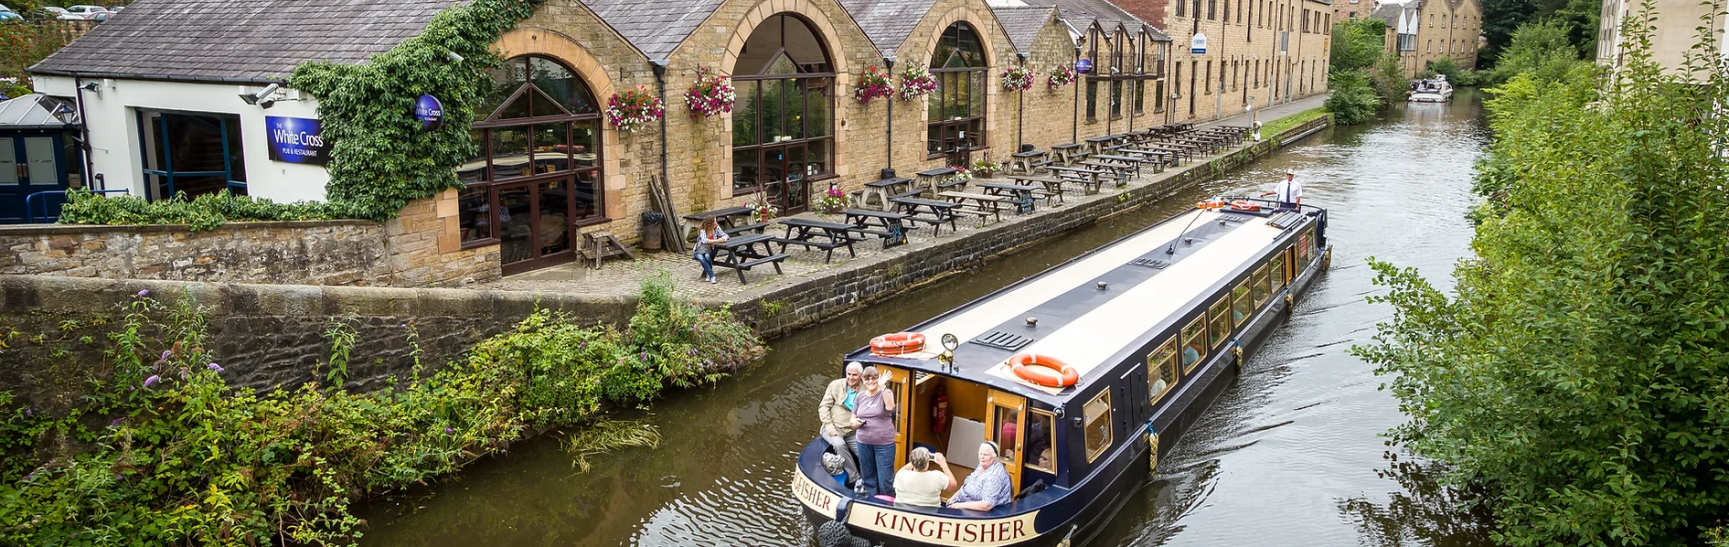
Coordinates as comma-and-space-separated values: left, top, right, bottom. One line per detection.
240, 83, 280, 107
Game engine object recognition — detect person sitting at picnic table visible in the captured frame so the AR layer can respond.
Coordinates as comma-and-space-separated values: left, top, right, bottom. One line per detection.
947, 442, 1013, 511
818, 362, 864, 485
693, 217, 728, 284
894, 447, 957, 508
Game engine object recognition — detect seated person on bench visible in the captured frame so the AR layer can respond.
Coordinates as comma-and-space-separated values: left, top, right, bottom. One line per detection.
894, 447, 958, 508
947, 442, 1013, 511
694, 217, 728, 284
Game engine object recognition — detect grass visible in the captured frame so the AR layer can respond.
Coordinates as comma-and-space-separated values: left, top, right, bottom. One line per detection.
1262, 107, 1330, 138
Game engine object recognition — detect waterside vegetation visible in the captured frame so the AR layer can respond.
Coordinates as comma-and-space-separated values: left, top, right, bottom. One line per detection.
1355, 5, 1729, 546
0, 273, 762, 546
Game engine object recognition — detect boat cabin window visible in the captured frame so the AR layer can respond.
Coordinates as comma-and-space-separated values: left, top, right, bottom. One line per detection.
1025, 409, 1057, 473
1270, 255, 1287, 291
1084, 391, 1112, 462
1148, 337, 1178, 403
1208, 299, 1231, 348
992, 404, 1021, 463
1231, 282, 1252, 327
1181, 317, 1207, 373
1253, 265, 1270, 307
1298, 231, 1314, 264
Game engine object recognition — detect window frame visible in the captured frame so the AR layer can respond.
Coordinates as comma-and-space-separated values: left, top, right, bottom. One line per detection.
1208, 298, 1232, 348
1083, 391, 1113, 462
732, 14, 839, 198
927, 22, 989, 159
1181, 316, 1207, 374
1025, 409, 1059, 473
1232, 281, 1253, 328
1253, 265, 1271, 307
1148, 337, 1179, 404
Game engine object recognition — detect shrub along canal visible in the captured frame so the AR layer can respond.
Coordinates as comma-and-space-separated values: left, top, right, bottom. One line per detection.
359, 91, 1491, 547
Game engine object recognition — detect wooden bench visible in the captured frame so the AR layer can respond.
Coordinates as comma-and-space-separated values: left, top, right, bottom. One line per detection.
859, 177, 915, 210
1050, 143, 1084, 166
579, 229, 635, 269
889, 197, 962, 236
773, 218, 860, 263
1005, 174, 1066, 204
712, 233, 790, 284
682, 205, 753, 241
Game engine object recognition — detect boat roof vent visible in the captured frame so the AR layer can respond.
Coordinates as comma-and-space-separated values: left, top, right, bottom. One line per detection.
1129, 257, 1171, 269
1267, 211, 1304, 230
1219, 213, 1254, 223
971, 330, 1034, 352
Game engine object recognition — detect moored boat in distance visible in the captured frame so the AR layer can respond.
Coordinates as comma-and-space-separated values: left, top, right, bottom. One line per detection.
1409, 75, 1453, 103
794, 198, 1333, 546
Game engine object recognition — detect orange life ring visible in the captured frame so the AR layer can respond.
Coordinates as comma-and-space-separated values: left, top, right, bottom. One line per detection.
1229, 200, 1261, 211
870, 332, 926, 356
1008, 353, 1080, 388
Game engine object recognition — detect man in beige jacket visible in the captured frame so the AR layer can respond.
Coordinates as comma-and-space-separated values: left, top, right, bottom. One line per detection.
818, 362, 864, 483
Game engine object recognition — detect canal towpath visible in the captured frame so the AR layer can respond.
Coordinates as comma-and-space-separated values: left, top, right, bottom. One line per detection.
485, 95, 1329, 335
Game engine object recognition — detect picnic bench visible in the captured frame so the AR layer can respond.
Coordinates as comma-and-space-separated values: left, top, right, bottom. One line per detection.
1116, 148, 1177, 170
1050, 143, 1084, 166
1045, 165, 1107, 194
916, 167, 962, 194
1005, 174, 1068, 204
857, 177, 915, 210
1008, 150, 1047, 175
773, 218, 859, 263
711, 233, 789, 284
1091, 154, 1148, 180
890, 197, 962, 236
1084, 135, 1122, 156
682, 205, 753, 241
974, 181, 1045, 214
842, 208, 912, 248
578, 229, 635, 269
938, 191, 1010, 225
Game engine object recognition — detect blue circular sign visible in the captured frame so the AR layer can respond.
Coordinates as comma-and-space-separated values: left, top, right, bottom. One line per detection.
1075, 58, 1093, 74
414, 94, 444, 131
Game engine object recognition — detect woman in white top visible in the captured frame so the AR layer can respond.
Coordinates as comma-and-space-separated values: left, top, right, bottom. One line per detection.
693, 217, 728, 283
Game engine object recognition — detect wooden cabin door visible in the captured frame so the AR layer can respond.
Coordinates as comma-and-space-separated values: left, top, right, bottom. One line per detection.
882, 366, 912, 469
985, 390, 1027, 495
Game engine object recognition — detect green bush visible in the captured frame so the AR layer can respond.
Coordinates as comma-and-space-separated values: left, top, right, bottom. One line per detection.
1325, 71, 1382, 125
1424, 58, 1480, 86
1483, 19, 1585, 86
1355, 18, 1729, 547
56, 189, 366, 231
0, 274, 762, 545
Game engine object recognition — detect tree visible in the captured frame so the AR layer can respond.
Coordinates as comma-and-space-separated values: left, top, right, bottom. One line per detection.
1355, 6, 1729, 545
1331, 18, 1389, 77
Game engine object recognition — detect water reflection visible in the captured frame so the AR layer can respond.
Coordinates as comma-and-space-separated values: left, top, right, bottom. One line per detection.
361, 91, 1492, 547
1339, 458, 1495, 547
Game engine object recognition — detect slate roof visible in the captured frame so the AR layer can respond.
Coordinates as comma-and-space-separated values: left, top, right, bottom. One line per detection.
31, 0, 460, 83
1018, 0, 1169, 41
838, 0, 936, 57
580, 0, 725, 60
1370, 2, 1404, 25
991, 5, 1058, 54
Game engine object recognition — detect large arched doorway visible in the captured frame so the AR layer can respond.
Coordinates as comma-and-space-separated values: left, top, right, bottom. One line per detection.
928, 22, 987, 167
731, 14, 836, 215
457, 55, 604, 275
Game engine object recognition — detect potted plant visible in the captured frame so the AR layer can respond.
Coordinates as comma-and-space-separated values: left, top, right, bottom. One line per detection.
971, 158, 1003, 178
947, 165, 974, 186
640, 211, 666, 251
816, 183, 848, 214
749, 192, 780, 223
684, 66, 736, 118
1047, 64, 1076, 89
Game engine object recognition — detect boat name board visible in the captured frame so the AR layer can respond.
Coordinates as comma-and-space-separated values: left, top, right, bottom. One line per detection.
846, 503, 1040, 546
793, 469, 843, 520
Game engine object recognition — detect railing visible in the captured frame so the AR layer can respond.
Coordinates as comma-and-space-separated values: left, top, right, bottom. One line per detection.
23, 188, 129, 224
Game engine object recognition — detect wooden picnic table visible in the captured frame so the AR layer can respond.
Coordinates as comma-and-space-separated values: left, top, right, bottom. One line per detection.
1045, 165, 1106, 194
774, 217, 858, 263
1092, 154, 1149, 179
1004, 174, 1068, 204
916, 167, 960, 194
711, 233, 789, 283
1008, 150, 1046, 175
1077, 159, 1134, 185
682, 205, 759, 240
1084, 135, 1122, 156
859, 177, 914, 210
890, 197, 961, 235
974, 181, 1042, 214
1115, 148, 1176, 171
1050, 143, 1084, 166
842, 208, 912, 248
938, 191, 1010, 225
1136, 142, 1197, 163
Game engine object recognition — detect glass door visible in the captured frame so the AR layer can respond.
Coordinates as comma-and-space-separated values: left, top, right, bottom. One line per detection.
758, 144, 810, 215
496, 177, 575, 275
0, 135, 69, 222
986, 390, 1026, 495
881, 367, 911, 469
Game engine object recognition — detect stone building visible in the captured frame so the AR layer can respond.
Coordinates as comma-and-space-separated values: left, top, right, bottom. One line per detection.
1374, 0, 1480, 76
1597, 0, 1728, 77
28, 0, 1181, 280
1337, 0, 1377, 22
1112, 0, 1335, 126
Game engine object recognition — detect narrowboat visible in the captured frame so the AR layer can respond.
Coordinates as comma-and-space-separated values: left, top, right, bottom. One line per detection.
793, 198, 1332, 547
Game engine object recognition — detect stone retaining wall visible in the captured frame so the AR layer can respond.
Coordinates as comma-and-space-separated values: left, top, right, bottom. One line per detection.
0, 220, 386, 285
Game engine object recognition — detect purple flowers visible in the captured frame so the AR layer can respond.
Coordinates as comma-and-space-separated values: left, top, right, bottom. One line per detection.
207, 362, 225, 373
683, 67, 736, 118
143, 375, 160, 388
23, 409, 32, 416
854, 66, 894, 104
159, 350, 172, 361
110, 417, 123, 427
444, 427, 453, 434
136, 289, 150, 297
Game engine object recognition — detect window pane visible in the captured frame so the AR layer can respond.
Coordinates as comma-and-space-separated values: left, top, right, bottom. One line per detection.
574, 169, 600, 220
572, 121, 598, 169
761, 80, 785, 145
968, 119, 984, 150
1271, 256, 1287, 290
734, 81, 759, 147
1209, 300, 1231, 347
786, 79, 805, 140
805, 81, 831, 138
928, 123, 944, 156
1232, 282, 1252, 327
733, 148, 759, 194
969, 71, 984, 118
498, 184, 533, 264
1182, 317, 1207, 371
480, 59, 526, 120
1149, 338, 1178, 402
529, 56, 596, 114
490, 127, 531, 180
531, 123, 570, 175
993, 405, 1020, 464
1026, 411, 1056, 473
459, 129, 488, 183
806, 139, 829, 176
1084, 392, 1112, 462
458, 186, 491, 242
1253, 267, 1270, 307
928, 74, 944, 120
539, 178, 571, 254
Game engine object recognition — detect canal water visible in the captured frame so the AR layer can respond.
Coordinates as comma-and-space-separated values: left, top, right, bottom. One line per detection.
360, 91, 1491, 547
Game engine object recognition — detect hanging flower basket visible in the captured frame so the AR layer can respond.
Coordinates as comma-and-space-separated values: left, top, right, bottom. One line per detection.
854, 65, 894, 104
1046, 64, 1077, 89
608, 85, 664, 132
816, 185, 848, 214
1001, 66, 1034, 91
684, 67, 736, 117
897, 61, 937, 101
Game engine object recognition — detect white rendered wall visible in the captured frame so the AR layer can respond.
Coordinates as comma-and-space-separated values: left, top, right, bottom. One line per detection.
33, 75, 330, 203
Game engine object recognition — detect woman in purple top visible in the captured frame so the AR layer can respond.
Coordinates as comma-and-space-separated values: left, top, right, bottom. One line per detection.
852, 366, 897, 497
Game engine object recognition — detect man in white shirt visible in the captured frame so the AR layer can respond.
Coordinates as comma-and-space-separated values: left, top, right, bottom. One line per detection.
1261, 171, 1302, 210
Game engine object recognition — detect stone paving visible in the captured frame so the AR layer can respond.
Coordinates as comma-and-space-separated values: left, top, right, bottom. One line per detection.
482, 96, 1329, 301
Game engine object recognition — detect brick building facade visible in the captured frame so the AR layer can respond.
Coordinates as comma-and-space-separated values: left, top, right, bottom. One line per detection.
1375, 0, 1480, 77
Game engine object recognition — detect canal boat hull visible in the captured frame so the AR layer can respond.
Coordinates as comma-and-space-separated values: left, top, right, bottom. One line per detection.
795, 203, 1332, 547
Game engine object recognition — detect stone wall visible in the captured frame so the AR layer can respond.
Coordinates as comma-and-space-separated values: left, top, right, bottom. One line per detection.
1125, 0, 1334, 125
0, 220, 385, 285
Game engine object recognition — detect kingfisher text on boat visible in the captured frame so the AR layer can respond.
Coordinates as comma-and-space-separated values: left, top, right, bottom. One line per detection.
793, 198, 1333, 547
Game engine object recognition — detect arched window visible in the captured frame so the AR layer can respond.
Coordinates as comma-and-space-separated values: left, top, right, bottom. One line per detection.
928, 23, 988, 162
732, 14, 835, 214
458, 54, 603, 274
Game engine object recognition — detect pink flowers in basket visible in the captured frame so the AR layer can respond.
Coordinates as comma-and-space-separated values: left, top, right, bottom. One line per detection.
898, 62, 937, 101
1047, 64, 1077, 89
854, 65, 893, 104
684, 67, 736, 117
1001, 66, 1034, 91
607, 85, 665, 132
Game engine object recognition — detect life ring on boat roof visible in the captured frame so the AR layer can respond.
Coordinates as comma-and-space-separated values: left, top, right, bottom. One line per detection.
1229, 200, 1261, 212
1008, 353, 1081, 388
870, 332, 926, 356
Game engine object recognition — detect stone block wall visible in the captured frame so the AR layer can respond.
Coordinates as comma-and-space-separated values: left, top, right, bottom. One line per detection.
1128, 0, 1333, 126
0, 221, 385, 285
